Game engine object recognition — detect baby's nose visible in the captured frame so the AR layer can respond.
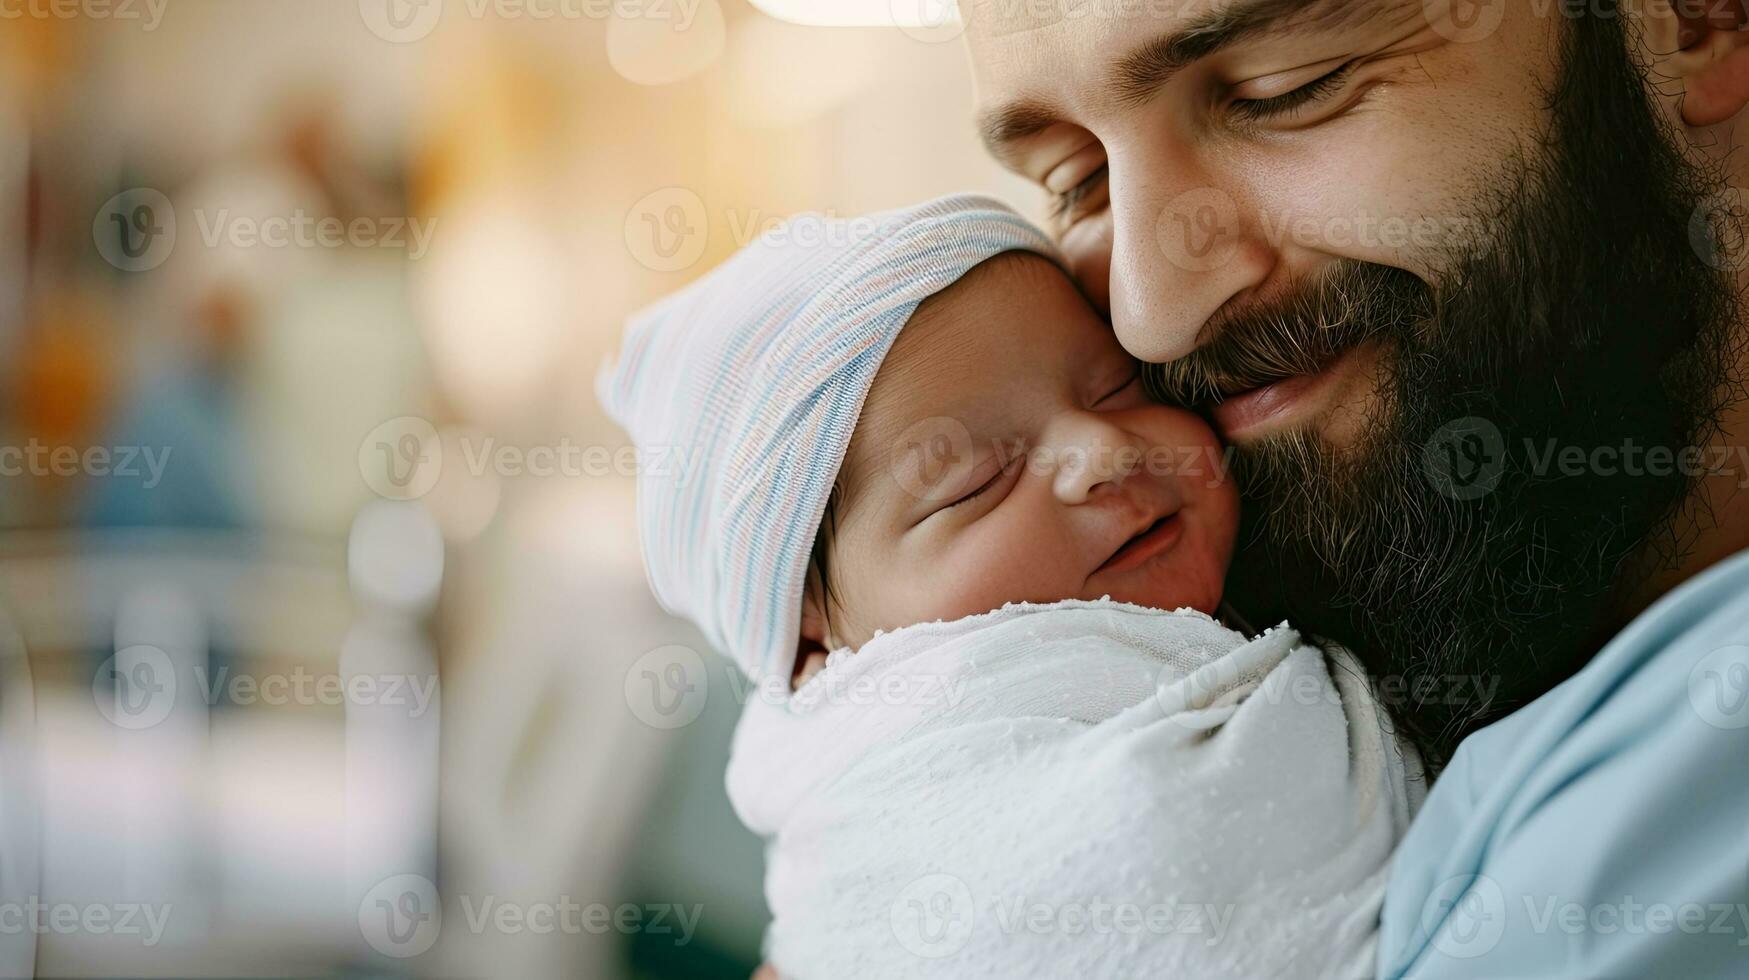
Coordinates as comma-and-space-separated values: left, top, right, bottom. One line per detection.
1051, 419, 1142, 506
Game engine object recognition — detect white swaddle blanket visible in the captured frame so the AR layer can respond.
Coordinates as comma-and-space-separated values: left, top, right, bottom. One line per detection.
727, 600, 1424, 979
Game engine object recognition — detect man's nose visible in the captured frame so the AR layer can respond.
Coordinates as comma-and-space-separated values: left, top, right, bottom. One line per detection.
1104, 161, 1276, 364
1048, 414, 1142, 506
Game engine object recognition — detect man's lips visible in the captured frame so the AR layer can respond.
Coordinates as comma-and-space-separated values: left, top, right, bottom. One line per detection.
1095, 513, 1184, 575
1207, 342, 1374, 440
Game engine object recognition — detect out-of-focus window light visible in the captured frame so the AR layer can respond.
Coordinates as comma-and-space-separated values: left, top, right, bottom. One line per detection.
348, 501, 445, 615
749, 0, 960, 28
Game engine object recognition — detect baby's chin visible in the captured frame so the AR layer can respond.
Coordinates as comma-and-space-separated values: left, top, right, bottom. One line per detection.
1095, 583, 1223, 616
1088, 551, 1229, 616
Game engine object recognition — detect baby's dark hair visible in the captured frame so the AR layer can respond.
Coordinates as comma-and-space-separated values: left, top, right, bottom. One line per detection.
804, 483, 845, 637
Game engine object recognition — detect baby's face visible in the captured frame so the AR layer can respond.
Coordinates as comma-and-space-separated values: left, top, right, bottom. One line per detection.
807, 252, 1239, 651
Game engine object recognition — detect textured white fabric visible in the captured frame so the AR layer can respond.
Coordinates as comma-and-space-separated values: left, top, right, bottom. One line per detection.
727, 600, 1424, 979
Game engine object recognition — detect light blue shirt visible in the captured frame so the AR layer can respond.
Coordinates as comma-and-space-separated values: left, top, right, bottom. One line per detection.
1379, 548, 1749, 977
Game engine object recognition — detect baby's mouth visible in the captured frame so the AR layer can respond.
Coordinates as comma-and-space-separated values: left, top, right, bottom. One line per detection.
1096, 513, 1185, 575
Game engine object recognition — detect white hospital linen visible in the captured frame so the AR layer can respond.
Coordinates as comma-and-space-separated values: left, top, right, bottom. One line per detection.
727, 600, 1424, 979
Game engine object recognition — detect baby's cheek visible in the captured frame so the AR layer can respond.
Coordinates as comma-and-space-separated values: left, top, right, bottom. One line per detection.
1175, 525, 1231, 614
909, 517, 1077, 623
1195, 472, 1241, 572
1157, 429, 1240, 564
1099, 523, 1228, 614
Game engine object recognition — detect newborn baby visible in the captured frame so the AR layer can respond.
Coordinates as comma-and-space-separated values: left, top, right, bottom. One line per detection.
601, 195, 1422, 979
785, 242, 1235, 683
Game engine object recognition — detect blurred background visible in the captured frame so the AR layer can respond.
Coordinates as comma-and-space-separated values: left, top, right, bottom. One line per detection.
0, 0, 1038, 976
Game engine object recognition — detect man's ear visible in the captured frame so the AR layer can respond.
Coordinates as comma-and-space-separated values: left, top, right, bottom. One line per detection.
1659, 0, 1749, 127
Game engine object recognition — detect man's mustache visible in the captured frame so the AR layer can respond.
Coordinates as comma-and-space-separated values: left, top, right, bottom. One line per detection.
1145, 261, 1434, 408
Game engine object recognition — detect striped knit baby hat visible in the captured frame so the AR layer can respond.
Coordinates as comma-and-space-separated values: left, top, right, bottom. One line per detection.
598, 193, 1061, 681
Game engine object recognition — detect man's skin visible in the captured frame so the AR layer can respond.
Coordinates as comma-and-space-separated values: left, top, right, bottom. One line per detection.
964, 0, 1749, 618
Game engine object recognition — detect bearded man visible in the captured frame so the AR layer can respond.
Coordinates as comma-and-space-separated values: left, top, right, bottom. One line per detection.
963, 0, 1749, 973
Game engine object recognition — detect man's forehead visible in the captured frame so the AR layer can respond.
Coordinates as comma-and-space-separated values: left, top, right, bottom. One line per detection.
959, 0, 1381, 46
959, 0, 1205, 66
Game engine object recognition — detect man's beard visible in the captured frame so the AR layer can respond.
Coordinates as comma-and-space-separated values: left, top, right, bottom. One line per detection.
1150, 15, 1744, 763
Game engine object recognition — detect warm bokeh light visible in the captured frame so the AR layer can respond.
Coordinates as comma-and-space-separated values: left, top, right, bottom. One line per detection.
0, 1, 1034, 975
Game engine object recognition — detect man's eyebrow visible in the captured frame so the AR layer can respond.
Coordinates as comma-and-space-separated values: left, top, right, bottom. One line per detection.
978, 97, 1066, 163
977, 0, 1370, 155
1112, 0, 1370, 107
